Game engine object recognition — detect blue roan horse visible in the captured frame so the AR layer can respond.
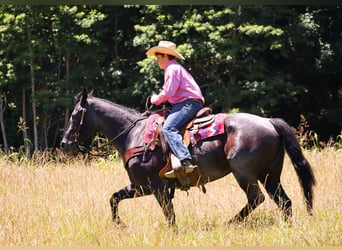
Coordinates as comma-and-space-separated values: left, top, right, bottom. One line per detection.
60, 89, 316, 225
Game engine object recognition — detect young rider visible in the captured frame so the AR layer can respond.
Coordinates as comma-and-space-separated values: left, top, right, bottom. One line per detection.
146, 41, 205, 178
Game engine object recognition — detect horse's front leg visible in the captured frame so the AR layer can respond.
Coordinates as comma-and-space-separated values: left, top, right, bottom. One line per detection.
109, 184, 151, 224
151, 181, 176, 225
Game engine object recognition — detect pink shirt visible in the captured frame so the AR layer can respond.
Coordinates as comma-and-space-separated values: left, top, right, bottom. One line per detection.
153, 60, 205, 105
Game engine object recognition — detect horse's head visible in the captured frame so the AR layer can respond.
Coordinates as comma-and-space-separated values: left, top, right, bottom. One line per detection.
60, 89, 96, 154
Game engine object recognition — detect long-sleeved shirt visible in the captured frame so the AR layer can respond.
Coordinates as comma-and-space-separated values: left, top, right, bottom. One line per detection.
152, 60, 205, 105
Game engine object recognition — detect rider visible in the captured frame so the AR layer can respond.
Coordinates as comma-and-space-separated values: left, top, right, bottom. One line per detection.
146, 40, 205, 178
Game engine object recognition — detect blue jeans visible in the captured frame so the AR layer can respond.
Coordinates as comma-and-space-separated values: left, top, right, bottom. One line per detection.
162, 100, 203, 162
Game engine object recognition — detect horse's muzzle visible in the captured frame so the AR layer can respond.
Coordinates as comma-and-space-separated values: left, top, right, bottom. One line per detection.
60, 139, 79, 154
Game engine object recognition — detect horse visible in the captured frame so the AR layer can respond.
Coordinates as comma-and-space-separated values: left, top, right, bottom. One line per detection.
60, 89, 316, 225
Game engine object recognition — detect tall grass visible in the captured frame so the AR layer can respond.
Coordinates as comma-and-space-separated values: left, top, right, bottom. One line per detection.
0, 147, 341, 246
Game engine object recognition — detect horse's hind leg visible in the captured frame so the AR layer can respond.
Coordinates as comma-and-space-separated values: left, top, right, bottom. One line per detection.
230, 174, 265, 222
263, 177, 292, 221
259, 152, 292, 221
110, 184, 152, 224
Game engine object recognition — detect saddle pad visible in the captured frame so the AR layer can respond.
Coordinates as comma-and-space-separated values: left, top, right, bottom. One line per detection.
189, 113, 226, 140
144, 113, 164, 144
144, 113, 226, 144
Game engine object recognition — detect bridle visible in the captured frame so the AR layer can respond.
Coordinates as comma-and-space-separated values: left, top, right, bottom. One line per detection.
74, 107, 87, 147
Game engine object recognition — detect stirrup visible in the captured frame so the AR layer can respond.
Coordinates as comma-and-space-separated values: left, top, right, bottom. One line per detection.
164, 165, 196, 178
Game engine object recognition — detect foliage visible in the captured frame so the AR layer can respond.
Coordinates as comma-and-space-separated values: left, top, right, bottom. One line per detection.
293, 114, 342, 151
133, 6, 341, 139
0, 5, 341, 151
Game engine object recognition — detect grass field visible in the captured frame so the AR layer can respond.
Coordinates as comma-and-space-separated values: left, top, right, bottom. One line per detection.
0, 149, 341, 246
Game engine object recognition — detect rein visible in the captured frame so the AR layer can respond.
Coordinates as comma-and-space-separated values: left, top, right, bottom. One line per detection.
109, 116, 147, 143
75, 96, 155, 157
76, 106, 147, 156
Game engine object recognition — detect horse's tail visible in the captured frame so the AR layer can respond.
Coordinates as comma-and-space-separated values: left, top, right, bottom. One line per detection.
270, 118, 316, 214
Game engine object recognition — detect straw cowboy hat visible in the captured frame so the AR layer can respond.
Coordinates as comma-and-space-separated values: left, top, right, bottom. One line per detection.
146, 41, 185, 60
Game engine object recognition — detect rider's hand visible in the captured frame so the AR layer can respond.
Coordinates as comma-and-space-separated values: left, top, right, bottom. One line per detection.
150, 94, 158, 105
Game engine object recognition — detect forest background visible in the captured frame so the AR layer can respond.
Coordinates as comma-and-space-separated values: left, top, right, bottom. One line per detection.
0, 5, 341, 153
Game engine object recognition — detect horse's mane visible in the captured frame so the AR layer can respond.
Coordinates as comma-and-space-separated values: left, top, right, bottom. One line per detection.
74, 90, 141, 116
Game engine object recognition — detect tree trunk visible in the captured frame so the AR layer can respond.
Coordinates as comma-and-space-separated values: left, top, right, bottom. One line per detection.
27, 27, 39, 151
113, 16, 119, 90
64, 50, 70, 129
39, 79, 48, 150
0, 94, 8, 152
39, 109, 48, 150
22, 87, 31, 155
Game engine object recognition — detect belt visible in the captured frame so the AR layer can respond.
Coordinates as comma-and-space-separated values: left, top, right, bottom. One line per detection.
189, 99, 203, 105
170, 99, 203, 107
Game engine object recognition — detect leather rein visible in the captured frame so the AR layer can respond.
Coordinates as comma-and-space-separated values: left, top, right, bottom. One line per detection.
75, 105, 147, 157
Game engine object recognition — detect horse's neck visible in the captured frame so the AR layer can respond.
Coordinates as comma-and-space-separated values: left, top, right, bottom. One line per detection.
90, 98, 144, 152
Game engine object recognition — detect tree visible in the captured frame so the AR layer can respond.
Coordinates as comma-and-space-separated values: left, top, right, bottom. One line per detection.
0, 5, 340, 150
134, 6, 303, 113
0, 5, 108, 151
133, 5, 341, 139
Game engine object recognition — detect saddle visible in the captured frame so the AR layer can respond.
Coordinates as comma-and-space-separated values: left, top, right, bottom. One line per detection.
149, 107, 214, 152
148, 107, 214, 192
123, 107, 225, 193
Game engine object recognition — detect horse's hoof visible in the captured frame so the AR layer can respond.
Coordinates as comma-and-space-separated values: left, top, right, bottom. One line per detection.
113, 217, 127, 228
170, 223, 179, 233
113, 216, 122, 224
225, 216, 244, 226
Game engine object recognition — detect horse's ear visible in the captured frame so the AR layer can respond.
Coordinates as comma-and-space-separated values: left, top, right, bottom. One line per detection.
81, 88, 88, 106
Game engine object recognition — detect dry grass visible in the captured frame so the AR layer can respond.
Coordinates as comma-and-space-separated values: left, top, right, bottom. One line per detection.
0, 149, 341, 246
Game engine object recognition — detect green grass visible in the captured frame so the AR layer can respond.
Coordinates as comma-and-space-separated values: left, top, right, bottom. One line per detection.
0, 150, 341, 246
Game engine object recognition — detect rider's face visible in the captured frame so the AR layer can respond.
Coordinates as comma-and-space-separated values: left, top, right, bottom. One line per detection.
156, 54, 169, 70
